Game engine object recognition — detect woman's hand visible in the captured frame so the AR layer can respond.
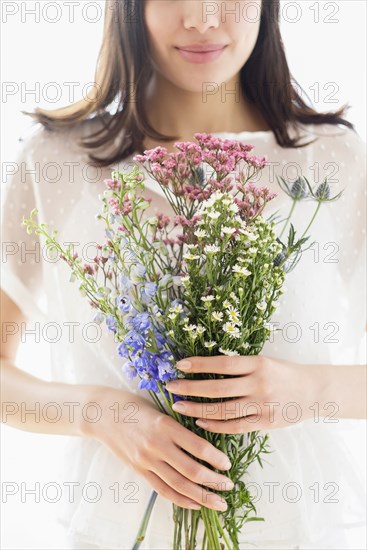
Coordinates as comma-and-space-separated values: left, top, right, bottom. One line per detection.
165, 355, 321, 433
82, 386, 234, 511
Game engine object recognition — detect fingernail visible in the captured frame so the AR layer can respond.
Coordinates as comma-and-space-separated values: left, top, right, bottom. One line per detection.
225, 480, 234, 490
188, 501, 201, 510
177, 360, 191, 370
222, 459, 232, 470
214, 499, 227, 511
195, 419, 207, 428
172, 401, 185, 412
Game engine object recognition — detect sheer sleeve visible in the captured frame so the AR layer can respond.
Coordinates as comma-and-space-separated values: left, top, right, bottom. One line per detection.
1, 129, 47, 321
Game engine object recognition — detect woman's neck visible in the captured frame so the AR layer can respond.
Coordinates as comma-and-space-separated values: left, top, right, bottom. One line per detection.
143, 74, 270, 152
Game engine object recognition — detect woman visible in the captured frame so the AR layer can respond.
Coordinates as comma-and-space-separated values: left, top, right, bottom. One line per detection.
1, 0, 366, 548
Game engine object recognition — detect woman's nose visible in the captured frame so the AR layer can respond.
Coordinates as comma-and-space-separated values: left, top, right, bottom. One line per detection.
181, 0, 221, 33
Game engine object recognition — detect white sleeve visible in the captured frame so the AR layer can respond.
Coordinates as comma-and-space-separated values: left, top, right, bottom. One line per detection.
1, 130, 47, 321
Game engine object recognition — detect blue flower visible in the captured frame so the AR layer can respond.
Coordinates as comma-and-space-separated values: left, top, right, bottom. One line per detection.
117, 341, 129, 358
119, 272, 132, 291
122, 361, 136, 379
141, 282, 158, 304
116, 294, 131, 313
131, 312, 151, 332
125, 329, 146, 352
106, 315, 117, 332
139, 376, 159, 393
156, 353, 175, 382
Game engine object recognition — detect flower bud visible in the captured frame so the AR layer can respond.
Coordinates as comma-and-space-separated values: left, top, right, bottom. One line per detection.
315, 180, 331, 200
290, 177, 308, 199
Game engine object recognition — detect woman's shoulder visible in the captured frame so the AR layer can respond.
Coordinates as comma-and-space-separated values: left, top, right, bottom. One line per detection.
296, 121, 366, 155
17, 114, 108, 163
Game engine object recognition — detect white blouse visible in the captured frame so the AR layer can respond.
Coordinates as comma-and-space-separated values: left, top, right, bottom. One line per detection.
1, 118, 366, 549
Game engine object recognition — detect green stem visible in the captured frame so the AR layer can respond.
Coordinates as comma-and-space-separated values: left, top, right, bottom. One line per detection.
213, 510, 233, 550
279, 199, 296, 239
157, 382, 181, 421
201, 507, 221, 550
131, 490, 158, 549
184, 508, 189, 549
189, 510, 200, 549
299, 201, 322, 241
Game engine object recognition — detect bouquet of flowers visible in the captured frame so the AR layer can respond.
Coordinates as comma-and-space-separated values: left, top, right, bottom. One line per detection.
23, 133, 342, 549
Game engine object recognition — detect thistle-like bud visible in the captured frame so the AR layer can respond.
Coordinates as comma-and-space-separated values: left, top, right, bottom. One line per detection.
273, 250, 286, 266
290, 177, 308, 199
315, 180, 330, 200
189, 164, 205, 187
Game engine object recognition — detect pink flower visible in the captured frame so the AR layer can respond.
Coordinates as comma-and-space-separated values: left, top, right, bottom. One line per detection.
104, 178, 121, 190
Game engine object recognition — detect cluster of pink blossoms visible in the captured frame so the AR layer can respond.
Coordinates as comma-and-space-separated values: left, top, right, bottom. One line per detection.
133, 132, 268, 199
100, 133, 276, 252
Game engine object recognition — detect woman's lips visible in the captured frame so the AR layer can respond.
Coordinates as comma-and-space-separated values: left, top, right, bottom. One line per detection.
175, 45, 227, 64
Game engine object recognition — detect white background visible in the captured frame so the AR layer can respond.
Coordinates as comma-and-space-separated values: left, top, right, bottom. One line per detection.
1, 1, 366, 549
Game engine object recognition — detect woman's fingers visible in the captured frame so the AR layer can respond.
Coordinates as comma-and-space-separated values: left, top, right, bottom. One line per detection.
168, 444, 234, 491
166, 376, 250, 398
172, 396, 258, 420
170, 418, 231, 471
151, 461, 228, 511
142, 470, 202, 510
175, 355, 259, 375
195, 415, 263, 434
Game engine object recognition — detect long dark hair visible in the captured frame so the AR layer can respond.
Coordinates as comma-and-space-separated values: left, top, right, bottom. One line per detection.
23, 0, 355, 167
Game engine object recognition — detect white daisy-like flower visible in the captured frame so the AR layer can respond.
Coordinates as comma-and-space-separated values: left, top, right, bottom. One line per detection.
211, 310, 223, 321
232, 265, 251, 276
182, 324, 197, 332
167, 330, 175, 337
204, 244, 220, 254
248, 247, 257, 256
222, 227, 236, 235
194, 228, 208, 238
237, 255, 248, 264
256, 301, 267, 312
187, 243, 199, 250
207, 210, 221, 220
212, 191, 224, 201
202, 193, 221, 209
241, 342, 250, 351
222, 198, 232, 206
223, 323, 241, 338
201, 295, 215, 302
226, 307, 240, 324
219, 347, 240, 356
223, 299, 232, 309
183, 253, 201, 261
204, 341, 217, 349
168, 312, 178, 320
196, 325, 206, 335
170, 304, 184, 314
240, 229, 258, 241
263, 322, 276, 332
229, 292, 240, 304
181, 275, 190, 285
229, 203, 239, 213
